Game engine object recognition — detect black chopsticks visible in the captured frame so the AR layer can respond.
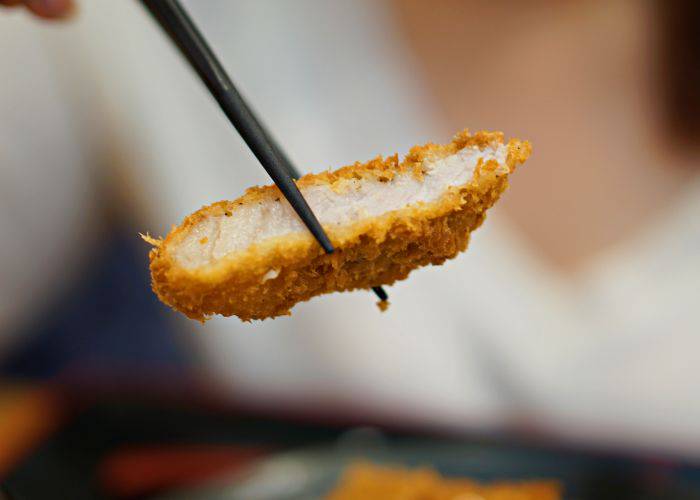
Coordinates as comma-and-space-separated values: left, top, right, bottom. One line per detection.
140, 0, 388, 303
273, 146, 389, 303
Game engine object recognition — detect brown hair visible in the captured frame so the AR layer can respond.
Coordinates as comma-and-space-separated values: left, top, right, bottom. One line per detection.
660, 0, 700, 146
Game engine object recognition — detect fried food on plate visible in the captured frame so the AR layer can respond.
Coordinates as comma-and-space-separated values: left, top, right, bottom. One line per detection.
325, 463, 561, 500
145, 130, 531, 321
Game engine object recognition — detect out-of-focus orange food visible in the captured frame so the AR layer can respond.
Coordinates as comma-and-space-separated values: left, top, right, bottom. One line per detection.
325, 463, 562, 500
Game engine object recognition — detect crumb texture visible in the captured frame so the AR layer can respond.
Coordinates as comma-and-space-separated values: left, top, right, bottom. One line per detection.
146, 130, 531, 321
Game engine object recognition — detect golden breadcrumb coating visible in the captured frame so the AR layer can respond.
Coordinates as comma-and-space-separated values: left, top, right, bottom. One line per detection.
145, 130, 531, 321
325, 463, 561, 500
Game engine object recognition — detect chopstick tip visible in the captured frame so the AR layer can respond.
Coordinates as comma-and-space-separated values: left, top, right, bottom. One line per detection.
319, 238, 334, 254
372, 286, 388, 302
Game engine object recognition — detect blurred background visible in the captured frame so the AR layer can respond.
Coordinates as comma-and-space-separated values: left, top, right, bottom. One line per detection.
1, 0, 699, 498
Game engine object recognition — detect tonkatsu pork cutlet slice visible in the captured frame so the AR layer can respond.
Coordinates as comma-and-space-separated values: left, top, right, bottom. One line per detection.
145, 130, 531, 321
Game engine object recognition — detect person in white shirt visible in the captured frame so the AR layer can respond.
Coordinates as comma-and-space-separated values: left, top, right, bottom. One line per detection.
1, 0, 698, 457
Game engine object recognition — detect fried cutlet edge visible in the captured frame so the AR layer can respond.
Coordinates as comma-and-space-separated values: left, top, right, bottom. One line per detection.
145, 130, 531, 321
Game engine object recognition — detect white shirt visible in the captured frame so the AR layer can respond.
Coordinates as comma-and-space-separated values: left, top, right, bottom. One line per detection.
1, 0, 699, 457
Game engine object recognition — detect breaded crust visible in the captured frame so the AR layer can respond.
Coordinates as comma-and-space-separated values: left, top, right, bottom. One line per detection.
146, 130, 531, 321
